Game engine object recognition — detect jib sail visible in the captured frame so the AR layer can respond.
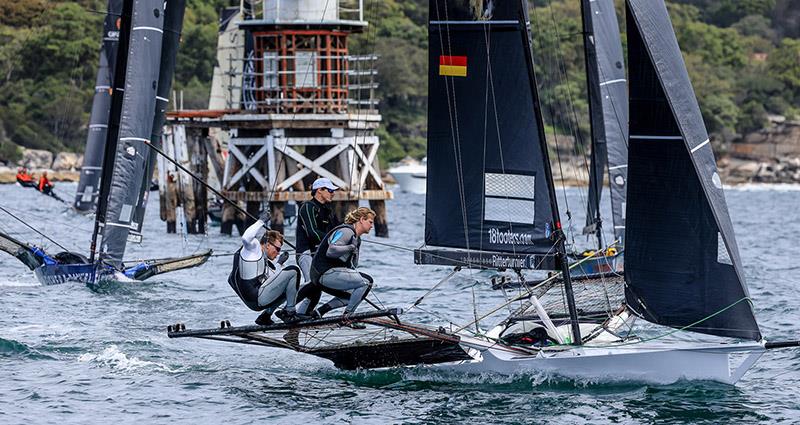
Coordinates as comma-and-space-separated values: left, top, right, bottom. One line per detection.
623, 0, 760, 341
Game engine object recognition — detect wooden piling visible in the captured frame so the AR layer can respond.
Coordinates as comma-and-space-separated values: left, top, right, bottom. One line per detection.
369, 199, 389, 237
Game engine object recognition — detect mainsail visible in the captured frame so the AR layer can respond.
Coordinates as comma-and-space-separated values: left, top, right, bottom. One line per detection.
74, 0, 124, 212
417, 0, 561, 270
582, 0, 629, 246
130, 0, 187, 237
99, 0, 165, 266
624, 0, 760, 341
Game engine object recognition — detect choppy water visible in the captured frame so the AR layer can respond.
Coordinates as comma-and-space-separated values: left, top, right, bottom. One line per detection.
1, 182, 799, 424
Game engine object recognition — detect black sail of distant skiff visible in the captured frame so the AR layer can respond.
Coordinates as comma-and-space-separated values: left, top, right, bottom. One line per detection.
582, 0, 629, 246
130, 0, 187, 236
74, 0, 124, 212
624, 0, 761, 341
415, 0, 561, 270
99, 0, 165, 266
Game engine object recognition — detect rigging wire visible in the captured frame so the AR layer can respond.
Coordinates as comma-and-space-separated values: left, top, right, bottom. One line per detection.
0, 205, 71, 253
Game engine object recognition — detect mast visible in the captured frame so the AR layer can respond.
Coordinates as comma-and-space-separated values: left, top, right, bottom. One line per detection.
517, 3, 582, 345
75, 0, 124, 212
90, 0, 133, 263
580, 0, 605, 250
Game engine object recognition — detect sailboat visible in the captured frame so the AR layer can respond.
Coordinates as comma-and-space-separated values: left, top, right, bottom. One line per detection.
166, 0, 797, 384
570, 0, 629, 277
0, 0, 210, 286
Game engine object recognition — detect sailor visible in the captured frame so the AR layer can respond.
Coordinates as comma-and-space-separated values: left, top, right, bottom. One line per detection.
295, 177, 339, 282
37, 171, 54, 195
15, 168, 35, 188
228, 211, 302, 325
297, 207, 375, 320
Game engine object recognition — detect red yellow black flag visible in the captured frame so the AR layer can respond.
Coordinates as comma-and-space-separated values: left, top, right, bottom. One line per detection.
439, 55, 467, 77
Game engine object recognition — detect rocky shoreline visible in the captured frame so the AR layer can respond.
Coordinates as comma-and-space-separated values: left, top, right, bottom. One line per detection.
3, 120, 800, 186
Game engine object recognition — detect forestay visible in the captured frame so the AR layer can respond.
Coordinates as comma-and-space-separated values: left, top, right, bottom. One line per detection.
417, 0, 560, 270
623, 0, 760, 341
583, 0, 629, 246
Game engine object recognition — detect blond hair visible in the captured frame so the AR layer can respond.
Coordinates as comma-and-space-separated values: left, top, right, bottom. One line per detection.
260, 230, 284, 245
344, 207, 376, 224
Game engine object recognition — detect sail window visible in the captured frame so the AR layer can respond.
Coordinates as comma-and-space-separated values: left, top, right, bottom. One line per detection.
717, 232, 732, 265
483, 173, 535, 224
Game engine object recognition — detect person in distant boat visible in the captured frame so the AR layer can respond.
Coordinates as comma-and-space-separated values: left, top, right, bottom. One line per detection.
228, 211, 302, 326
296, 207, 375, 321
15, 168, 36, 188
295, 177, 339, 282
37, 171, 54, 195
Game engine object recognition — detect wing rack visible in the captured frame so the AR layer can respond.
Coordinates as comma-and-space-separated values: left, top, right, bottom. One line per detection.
167, 308, 473, 370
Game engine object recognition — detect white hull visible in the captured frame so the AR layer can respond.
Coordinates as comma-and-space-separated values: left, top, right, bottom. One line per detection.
389, 170, 427, 194
438, 338, 765, 385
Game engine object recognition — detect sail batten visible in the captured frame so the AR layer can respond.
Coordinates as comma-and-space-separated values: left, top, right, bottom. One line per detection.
418, 0, 559, 269
624, 0, 760, 341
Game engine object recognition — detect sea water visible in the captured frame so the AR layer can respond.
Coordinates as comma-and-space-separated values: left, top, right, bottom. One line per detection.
1, 183, 798, 424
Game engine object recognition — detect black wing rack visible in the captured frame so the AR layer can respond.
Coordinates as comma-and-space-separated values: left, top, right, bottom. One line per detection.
167, 308, 473, 370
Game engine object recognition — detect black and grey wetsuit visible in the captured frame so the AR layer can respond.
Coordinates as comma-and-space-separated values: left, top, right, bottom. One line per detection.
227, 220, 299, 314
296, 223, 371, 315
295, 198, 337, 281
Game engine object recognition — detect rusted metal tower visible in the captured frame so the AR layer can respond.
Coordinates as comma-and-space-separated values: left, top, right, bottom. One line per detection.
167, 0, 390, 236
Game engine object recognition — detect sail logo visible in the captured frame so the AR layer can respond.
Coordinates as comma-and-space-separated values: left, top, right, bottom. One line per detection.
488, 228, 534, 245
439, 56, 467, 77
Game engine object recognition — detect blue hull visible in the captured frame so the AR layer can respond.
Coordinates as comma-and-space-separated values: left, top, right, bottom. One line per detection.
571, 251, 624, 278
33, 263, 99, 285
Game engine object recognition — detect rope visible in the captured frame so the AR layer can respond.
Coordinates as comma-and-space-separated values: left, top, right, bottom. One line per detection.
0, 205, 71, 253
452, 246, 609, 334
583, 297, 756, 349
141, 139, 296, 250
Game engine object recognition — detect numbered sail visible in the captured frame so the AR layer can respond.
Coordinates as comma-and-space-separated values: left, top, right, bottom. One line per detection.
624, 0, 760, 340
583, 0, 629, 246
74, 0, 124, 212
416, 0, 560, 270
99, 0, 165, 265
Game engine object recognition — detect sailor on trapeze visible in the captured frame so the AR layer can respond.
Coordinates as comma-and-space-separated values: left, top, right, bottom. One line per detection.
228, 211, 302, 325
296, 207, 375, 322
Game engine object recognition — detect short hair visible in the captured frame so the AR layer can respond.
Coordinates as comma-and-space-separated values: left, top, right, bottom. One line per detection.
344, 207, 376, 224
260, 230, 284, 245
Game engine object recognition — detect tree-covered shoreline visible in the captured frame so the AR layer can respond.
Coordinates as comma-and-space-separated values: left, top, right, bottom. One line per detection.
0, 0, 798, 166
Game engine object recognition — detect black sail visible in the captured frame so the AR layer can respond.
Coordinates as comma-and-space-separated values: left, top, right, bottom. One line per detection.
100, 0, 165, 266
582, 0, 629, 246
624, 0, 760, 340
416, 0, 560, 270
130, 0, 187, 238
75, 0, 124, 212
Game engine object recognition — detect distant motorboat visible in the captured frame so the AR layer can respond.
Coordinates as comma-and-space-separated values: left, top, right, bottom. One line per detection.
388, 157, 427, 194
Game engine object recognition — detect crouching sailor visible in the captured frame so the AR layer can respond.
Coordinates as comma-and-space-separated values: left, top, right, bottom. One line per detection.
297, 207, 375, 321
228, 211, 301, 325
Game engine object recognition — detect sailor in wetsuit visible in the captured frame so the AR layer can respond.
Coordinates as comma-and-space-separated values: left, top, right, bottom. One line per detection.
228, 211, 302, 325
295, 177, 338, 282
296, 207, 375, 319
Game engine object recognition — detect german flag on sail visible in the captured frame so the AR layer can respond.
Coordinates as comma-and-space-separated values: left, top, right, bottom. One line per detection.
439, 55, 467, 77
